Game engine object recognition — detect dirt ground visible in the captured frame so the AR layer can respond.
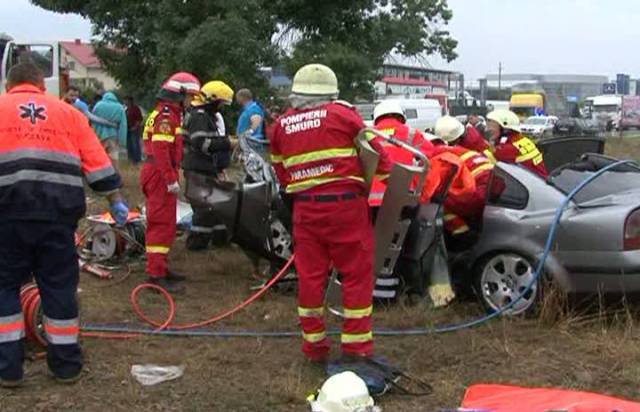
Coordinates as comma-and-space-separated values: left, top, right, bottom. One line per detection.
3, 138, 640, 411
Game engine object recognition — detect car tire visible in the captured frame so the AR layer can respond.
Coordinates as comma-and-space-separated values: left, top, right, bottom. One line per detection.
473, 252, 540, 316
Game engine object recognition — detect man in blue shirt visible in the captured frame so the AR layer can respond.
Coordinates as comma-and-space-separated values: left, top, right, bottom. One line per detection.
63, 86, 117, 129
235, 88, 266, 156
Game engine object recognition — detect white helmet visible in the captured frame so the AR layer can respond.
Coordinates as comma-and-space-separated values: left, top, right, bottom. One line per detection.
292, 64, 339, 96
487, 109, 521, 133
373, 100, 405, 123
434, 116, 465, 143
309, 371, 376, 412
424, 131, 441, 142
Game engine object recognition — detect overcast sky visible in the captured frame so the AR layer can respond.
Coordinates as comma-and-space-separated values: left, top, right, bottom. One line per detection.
3, 0, 638, 81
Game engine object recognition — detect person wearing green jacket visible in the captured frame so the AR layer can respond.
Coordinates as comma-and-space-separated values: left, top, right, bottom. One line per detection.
91, 92, 128, 166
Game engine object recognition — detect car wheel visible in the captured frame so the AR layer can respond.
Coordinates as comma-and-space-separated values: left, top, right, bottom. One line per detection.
474, 252, 539, 316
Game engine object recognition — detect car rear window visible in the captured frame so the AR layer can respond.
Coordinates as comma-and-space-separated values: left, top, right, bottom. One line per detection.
487, 167, 529, 210
551, 169, 640, 203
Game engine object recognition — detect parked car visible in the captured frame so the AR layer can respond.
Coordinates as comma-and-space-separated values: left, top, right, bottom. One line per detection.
520, 116, 558, 139
453, 154, 640, 315
553, 118, 601, 137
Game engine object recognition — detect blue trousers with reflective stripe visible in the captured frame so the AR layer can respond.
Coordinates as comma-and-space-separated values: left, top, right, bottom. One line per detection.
0, 221, 82, 380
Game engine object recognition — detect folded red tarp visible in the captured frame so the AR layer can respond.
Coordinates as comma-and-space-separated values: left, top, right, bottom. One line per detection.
462, 384, 640, 412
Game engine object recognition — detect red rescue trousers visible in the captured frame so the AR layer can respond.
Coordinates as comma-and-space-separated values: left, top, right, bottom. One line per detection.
293, 194, 375, 361
141, 163, 177, 278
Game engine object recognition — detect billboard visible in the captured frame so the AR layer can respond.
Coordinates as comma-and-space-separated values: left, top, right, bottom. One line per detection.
621, 96, 640, 129
602, 83, 617, 94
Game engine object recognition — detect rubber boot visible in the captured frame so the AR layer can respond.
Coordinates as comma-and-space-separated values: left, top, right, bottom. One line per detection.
166, 270, 186, 282
210, 227, 229, 248
186, 233, 210, 251
48, 369, 81, 385
0, 377, 23, 388
147, 277, 185, 294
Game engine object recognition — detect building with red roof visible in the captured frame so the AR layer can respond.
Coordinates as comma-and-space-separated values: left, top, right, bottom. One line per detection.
60, 39, 117, 90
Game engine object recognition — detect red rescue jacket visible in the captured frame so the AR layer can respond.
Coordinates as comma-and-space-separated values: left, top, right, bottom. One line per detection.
270, 102, 392, 195
494, 132, 548, 178
368, 117, 434, 206
437, 145, 494, 229
461, 125, 495, 161
143, 101, 184, 185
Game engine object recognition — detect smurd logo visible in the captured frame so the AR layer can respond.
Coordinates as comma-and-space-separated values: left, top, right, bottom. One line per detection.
19, 102, 47, 125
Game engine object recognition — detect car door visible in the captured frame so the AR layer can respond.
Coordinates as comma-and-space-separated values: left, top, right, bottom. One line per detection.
473, 164, 560, 260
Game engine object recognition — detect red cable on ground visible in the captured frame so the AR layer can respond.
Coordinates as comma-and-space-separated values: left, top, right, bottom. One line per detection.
37, 255, 296, 342
129, 255, 295, 330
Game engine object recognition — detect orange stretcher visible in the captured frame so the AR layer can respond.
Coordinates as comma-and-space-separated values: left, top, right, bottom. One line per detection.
462, 384, 640, 412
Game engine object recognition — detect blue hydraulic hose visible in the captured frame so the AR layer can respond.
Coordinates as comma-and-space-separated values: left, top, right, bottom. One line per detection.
81, 160, 636, 338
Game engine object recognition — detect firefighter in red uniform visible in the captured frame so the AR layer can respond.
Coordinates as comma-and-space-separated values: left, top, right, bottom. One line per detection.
433, 116, 494, 240
142, 72, 201, 293
368, 100, 434, 207
0, 62, 127, 386
460, 120, 495, 161
270, 64, 392, 361
486, 109, 548, 178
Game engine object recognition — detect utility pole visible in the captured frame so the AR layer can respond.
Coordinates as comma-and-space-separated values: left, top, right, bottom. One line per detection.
498, 62, 503, 98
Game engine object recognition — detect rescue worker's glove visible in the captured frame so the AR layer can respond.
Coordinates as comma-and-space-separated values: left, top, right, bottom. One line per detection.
167, 182, 181, 195
110, 201, 129, 227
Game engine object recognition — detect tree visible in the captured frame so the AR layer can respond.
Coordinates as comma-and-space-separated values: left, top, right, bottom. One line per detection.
33, 0, 457, 103
269, 0, 457, 101
33, 0, 279, 104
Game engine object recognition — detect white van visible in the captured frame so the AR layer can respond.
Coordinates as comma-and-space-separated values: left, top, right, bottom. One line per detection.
1, 38, 62, 97
365, 98, 442, 131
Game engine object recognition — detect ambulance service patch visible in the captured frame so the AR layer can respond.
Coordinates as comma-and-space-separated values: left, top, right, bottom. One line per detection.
158, 120, 172, 134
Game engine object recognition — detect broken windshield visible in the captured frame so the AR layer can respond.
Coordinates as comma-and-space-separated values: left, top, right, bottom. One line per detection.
550, 168, 640, 204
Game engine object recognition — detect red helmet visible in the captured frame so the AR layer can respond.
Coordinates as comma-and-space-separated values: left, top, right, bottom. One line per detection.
161, 72, 201, 95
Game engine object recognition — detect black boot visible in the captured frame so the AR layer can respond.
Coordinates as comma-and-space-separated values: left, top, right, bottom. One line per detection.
146, 277, 185, 294
186, 233, 210, 251
166, 270, 186, 282
210, 226, 230, 247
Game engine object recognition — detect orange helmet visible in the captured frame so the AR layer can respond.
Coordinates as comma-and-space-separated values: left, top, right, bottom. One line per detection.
161, 72, 201, 95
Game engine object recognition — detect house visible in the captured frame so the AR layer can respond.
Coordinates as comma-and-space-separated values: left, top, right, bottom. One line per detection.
60, 39, 118, 90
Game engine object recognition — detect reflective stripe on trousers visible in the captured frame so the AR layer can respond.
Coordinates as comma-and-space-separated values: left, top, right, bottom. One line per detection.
298, 306, 324, 318
0, 313, 25, 343
190, 226, 214, 234
44, 316, 79, 345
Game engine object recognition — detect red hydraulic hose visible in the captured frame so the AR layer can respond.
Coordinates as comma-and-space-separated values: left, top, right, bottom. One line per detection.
21, 284, 47, 347
81, 255, 296, 340
22, 256, 295, 344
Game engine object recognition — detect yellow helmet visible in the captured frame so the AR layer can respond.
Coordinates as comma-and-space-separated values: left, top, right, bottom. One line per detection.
191, 93, 205, 107
194, 80, 234, 106
487, 109, 521, 133
291, 64, 339, 96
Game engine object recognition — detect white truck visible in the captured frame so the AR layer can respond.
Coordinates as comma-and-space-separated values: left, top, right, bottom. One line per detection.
1, 34, 65, 97
357, 98, 443, 132
591, 95, 622, 131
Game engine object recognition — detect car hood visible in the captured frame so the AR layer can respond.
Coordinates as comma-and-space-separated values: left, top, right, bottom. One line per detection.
522, 125, 545, 131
